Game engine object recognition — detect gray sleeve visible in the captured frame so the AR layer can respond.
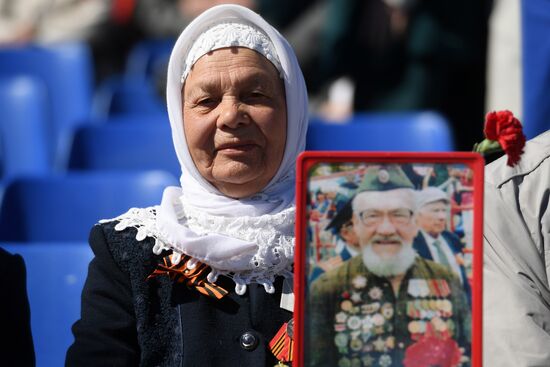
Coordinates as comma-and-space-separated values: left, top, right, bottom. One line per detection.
483, 140, 550, 366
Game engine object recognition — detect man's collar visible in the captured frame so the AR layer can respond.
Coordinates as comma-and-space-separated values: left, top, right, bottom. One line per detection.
421, 229, 441, 242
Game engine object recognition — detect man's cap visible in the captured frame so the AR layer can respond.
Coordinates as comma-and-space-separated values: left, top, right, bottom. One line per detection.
356, 165, 415, 193
326, 199, 353, 233
417, 187, 450, 208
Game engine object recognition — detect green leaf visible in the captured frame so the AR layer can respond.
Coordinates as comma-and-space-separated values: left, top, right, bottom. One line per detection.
473, 139, 502, 155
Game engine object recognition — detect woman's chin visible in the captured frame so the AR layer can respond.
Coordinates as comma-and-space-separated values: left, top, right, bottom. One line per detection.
215, 182, 266, 199
210, 165, 270, 198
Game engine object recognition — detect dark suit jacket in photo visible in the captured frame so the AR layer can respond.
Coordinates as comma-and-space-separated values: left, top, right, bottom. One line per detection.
413, 230, 471, 303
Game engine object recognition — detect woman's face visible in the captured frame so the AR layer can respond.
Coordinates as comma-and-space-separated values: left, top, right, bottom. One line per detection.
182, 47, 287, 199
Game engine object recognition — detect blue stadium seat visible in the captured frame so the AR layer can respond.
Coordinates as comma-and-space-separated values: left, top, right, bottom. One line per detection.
105, 114, 170, 125
522, 0, 550, 138
93, 77, 165, 118
0, 76, 51, 180
307, 112, 455, 151
0, 43, 94, 168
68, 123, 180, 178
0, 171, 178, 242
125, 38, 175, 82
92, 38, 174, 118
1, 243, 93, 367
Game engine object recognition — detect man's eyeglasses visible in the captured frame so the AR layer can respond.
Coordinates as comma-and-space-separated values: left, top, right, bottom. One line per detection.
357, 209, 414, 227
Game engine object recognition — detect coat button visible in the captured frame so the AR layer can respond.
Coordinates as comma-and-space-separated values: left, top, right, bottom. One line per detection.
240, 331, 258, 351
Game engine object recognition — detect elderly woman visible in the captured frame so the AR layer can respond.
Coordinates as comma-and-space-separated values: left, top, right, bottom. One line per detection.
66, 4, 308, 367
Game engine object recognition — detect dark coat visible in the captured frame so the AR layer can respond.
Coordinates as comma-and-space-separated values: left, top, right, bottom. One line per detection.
0, 248, 35, 367
413, 230, 464, 260
66, 222, 292, 367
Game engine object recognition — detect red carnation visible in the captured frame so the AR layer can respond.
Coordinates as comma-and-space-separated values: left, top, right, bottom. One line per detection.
478, 110, 526, 166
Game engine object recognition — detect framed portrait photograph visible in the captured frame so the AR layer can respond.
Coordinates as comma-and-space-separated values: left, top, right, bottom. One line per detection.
293, 152, 484, 367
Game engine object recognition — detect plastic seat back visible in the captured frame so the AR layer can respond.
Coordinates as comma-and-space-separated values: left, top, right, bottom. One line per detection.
93, 38, 174, 118
0, 76, 51, 180
0, 171, 177, 242
307, 112, 455, 151
68, 123, 180, 178
522, 0, 550, 138
125, 38, 175, 82
1, 242, 93, 367
94, 77, 165, 117
0, 43, 94, 167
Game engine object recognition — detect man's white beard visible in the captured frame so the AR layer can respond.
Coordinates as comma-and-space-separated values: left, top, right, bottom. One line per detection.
362, 244, 417, 277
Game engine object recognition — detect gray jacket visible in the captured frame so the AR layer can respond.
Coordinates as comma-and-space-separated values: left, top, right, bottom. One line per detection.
483, 130, 550, 366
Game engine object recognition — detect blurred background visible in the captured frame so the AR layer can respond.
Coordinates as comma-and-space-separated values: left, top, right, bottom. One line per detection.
0, 0, 548, 366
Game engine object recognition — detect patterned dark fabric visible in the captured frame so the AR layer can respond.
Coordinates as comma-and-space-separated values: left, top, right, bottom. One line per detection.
66, 222, 291, 367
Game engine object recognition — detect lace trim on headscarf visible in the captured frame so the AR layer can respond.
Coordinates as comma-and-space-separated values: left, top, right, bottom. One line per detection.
100, 206, 294, 295
181, 21, 283, 83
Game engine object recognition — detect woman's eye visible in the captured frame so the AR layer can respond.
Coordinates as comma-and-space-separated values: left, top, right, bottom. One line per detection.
245, 91, 267, 101
197, 98, 217, 107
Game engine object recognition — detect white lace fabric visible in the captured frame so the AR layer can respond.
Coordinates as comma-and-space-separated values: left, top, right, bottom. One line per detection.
100, 195, 295, 295
181, 22, 283, 83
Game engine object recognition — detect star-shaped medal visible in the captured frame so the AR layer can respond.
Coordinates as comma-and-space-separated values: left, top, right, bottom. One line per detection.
362, 355, 374, 366
352, 275, 367, 289
379, 354, 392, 367
373, 336, 386, 352
368, 287, 383, 300
335, 312, 348, 324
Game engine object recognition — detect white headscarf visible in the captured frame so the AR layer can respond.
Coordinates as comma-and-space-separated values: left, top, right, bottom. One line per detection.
145, 5, 308, 295
166, 5, 307, 210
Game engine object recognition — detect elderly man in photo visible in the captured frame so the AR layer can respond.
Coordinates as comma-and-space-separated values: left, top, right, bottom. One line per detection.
308, 166, 470, 367
413, 187, 471, 301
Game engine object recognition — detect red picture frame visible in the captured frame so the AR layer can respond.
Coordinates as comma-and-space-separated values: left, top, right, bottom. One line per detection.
294, 152, 484, 367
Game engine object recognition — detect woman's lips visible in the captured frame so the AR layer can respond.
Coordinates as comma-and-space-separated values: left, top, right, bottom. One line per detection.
216, 142, 259, 154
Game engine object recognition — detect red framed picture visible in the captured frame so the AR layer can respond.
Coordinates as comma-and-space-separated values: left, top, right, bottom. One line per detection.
294, 152, 484, 367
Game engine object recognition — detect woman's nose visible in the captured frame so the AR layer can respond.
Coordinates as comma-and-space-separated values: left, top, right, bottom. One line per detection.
217, 98, 249, 128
